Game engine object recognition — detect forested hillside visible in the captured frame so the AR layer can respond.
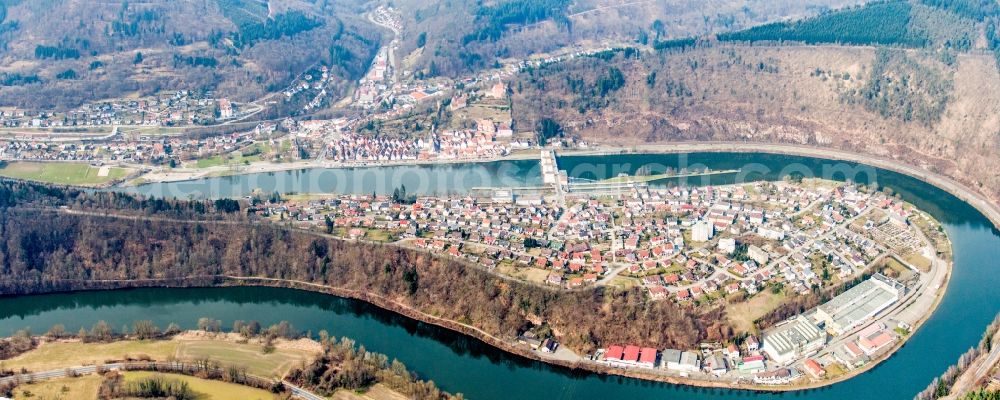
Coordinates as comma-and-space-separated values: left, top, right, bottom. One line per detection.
510, 43, 1000, 205
498, 0, 1000, 217
718, 0, 977, 50
0, 0, 381, 109
394, 0, 861, 77
0, 181, 729, 354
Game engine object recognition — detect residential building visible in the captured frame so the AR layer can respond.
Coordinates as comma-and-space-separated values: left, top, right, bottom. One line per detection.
748, 245, 769, 264
692, 220, 714, 242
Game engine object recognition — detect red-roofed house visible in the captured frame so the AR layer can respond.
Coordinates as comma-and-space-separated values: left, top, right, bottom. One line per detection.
804, 358, 825, 378
858, 331, 895, 355
648, 285, 667, 300
639, 347, 658, 368
605, 345, 624, 363
623, 345, 641, 364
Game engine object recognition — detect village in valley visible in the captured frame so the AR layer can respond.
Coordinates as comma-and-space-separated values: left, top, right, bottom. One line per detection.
0, 4, 959, 391
251, 153, 951, 387
0, 5, 620, 185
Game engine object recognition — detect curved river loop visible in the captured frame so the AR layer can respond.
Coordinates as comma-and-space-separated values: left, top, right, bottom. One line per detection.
3, 151, 1000, 400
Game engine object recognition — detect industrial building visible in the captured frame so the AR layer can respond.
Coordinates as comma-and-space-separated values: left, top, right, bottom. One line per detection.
813, 274, 903, 335
662, 349, 701, 374
761, 315, 827, 365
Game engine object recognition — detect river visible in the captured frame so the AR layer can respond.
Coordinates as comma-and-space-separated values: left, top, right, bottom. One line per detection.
6, 152, 1000, 399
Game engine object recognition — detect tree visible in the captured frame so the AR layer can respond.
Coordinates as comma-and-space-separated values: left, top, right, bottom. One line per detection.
402, 268, 419, 295
90, 321, 113, 341
164, 323, 181, 335
324, 215, 334, 234
535, 118, 562, 146
133, 320, 160, 339
47, 324, 66, 338
651, 19, 665, 39
233, 320, 246, 335
197, 317, 213, 332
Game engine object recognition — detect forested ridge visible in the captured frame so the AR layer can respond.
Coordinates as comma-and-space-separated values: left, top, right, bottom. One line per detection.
0, 0, 382, 109
0, 180, 728, 354
717, 0, 1000, 68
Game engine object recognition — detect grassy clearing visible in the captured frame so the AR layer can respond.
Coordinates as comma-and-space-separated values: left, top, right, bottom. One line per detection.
12, 375, 102, 400
123, 371, 276, 400
882, 257, 915, 281
362, 229, 395, 242
0, 162, 130, 186
726, 290, 787, 333
497, 264, 550, 284
332, 384, 409, 400
1, 340, 179, 372
607, 276, 640, 290
195, 156, 230, 168
824, 362, 848, 379
194, 143, 270, 168
282, 193, 335, 202
1, 338, 315, 378
175, 340, 314, 378
0, 127, 114, 135
119, 126, 187, 137
903, 253, 932, 272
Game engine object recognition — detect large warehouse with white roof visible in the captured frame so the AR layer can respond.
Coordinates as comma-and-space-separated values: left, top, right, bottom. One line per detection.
762, 315, 828, 365
813, 274, 903, 335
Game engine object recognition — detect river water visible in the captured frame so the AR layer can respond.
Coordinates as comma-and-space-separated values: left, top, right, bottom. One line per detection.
6, 152, 1000, 399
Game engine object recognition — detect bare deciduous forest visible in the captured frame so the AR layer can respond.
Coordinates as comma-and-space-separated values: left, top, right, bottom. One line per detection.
510, 42, 1000, 211
392, 0, 861, 77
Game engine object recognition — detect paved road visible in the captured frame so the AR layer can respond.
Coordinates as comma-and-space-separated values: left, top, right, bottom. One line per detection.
947, 331, 1000, 398
284, 380, 326, 400
0, 363, 323, 400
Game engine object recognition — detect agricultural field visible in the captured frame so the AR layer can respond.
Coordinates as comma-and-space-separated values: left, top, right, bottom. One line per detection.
0, 162, 130, 186
11, 375, 102, 400
0, 336, 318, 378
332, 384, 409, 400
174, 339, 315, 378
0, 340, 179, 372
123, 371, 276, 400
